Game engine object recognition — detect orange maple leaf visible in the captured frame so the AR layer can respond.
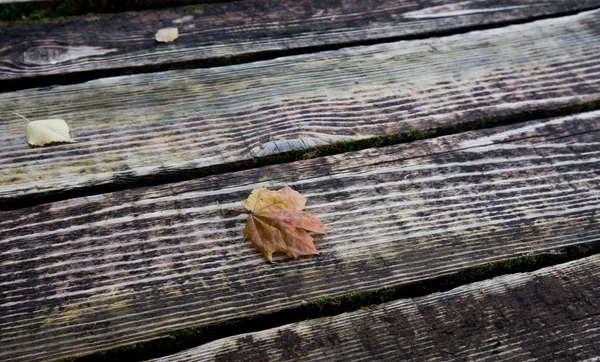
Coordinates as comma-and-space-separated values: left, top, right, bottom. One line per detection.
234, 186, 326, 262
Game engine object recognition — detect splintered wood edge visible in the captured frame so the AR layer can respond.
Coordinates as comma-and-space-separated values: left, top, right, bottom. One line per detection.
2, 0, 600, 80
1, 9, 600, 201
153, 254, 600, 361
1, 110, 600, 361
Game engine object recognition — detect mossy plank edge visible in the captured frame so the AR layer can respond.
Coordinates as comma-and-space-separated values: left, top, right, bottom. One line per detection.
2, 0, 600, 77
2, 10, 600, 201
153, 254, 600, 361
0, 0, 221, 21
2, 110, 600, 360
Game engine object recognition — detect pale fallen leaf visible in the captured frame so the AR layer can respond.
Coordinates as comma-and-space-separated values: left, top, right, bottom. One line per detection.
26, 119, 75, 146
154, 27, 179, 42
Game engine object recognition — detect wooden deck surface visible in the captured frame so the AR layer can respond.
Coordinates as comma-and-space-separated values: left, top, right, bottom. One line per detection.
2, 0, 600, 84
154, 254, 600, 361
1, 0, 600, 361
2, 112, 600, 361
2, 9, 600, 204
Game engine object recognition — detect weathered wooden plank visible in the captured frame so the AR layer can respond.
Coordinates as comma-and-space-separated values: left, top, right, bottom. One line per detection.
2, 111, 600, 361
2, 0, 600, 83
154, 254, 600, 361
2, 10, 600, 203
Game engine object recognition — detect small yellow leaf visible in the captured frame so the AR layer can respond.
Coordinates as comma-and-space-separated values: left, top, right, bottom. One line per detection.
154, 27, 179, 42
26, 119, 75, 147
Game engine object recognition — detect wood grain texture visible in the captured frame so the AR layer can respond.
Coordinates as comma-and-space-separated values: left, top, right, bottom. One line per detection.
2, 0, 600, 82
2, 10, 600, 202
154, 254, 600, 361
2, 111, 600, 361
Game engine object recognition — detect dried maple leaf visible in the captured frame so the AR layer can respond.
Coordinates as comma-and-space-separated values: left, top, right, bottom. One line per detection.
233, 186, 325, 262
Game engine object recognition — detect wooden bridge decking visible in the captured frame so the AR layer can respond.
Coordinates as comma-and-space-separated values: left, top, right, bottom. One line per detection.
1, 1, 600, 361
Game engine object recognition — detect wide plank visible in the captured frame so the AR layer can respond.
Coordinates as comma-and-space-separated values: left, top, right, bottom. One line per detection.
2, 0, 600, 84
2, 110, 600, 361
155, 254, 600, 361
2, 10, 600, 204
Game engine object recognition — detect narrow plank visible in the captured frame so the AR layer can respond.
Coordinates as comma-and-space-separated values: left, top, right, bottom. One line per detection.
2, 10, 600, 203
2, 111, 600, 361
154, 254, 600, 361
2, 0, 600, 83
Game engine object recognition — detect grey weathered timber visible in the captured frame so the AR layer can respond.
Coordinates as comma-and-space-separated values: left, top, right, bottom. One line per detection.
2, 110, 600, 361
153, 254, 600, 361
1, 0, 600, 82
2, 10, 600, 203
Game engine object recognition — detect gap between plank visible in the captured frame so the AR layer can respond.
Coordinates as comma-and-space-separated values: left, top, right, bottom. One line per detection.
1, 5, 599, 94
0, 0, 239, 21
67, 241, 600, 361
2, 101, 599, 212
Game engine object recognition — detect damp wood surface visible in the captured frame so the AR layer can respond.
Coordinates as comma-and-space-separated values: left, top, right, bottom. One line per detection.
2, 110, 600, 361
2, 10, 600, 204
2, 0, 600, 84
153, 254, 600, 362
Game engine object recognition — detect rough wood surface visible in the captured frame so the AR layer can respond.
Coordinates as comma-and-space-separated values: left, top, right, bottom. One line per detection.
2, 111, 600, 361
2, 10, 600, 203
2, 0, 600, 83
154, 254, 600, 361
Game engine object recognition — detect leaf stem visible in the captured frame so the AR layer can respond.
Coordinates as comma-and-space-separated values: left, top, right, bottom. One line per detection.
227, 208, 250, 214
11, 112, 30, 124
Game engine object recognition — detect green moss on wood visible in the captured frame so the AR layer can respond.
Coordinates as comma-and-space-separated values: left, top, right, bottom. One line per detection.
184, 4, 207, 11
0, 4, 23, 21
0, 0, 217, 22
0, 0, 78, 22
